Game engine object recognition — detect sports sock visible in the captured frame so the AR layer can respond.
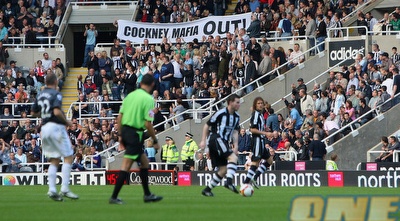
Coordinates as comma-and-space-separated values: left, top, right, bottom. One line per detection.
207, 173, 222, 190
48, 164, 58, 193
253, 163, 268, 181
61, 163, 72, 193
226, 162, 237, 185
111, 170, 128, 199
140, 168, 151, 196
244, 165, 257, 183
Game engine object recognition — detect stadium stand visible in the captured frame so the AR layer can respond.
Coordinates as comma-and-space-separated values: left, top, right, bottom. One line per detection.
0, 0, 399, 173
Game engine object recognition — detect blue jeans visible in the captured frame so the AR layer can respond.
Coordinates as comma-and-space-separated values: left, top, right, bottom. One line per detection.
281, 32, 293, 41
317, 36, 326, 52
185, 86, 193, 99
238, 154, 247, 165
160, 81, 171, 95
214, 3, 223, 16
246, 84, 254, 94
312, 157, 323, 161
82, 44, 95, 67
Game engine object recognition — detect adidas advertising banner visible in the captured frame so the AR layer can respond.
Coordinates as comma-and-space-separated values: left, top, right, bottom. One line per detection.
328, 39, 365, 67
117, 13, 252, 44
0, 171, 106, 186
188, 171, 400, 188
106, 170, 174, 185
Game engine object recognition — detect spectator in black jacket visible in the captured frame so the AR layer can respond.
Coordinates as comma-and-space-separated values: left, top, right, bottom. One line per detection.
357, 98, 372, 126
295, 139, 309, 161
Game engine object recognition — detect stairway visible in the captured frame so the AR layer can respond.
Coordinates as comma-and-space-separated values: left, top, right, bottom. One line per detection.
61, 68, 87, 113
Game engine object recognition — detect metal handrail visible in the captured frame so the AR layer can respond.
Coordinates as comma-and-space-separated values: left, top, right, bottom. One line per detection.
239, 55, 354, 128
83, 142, 120, 171
71, 1, 138, 6
321, 92, 400, 147
0, 102, 34, 117
199, 40, 325, 114
327, 26, 369, 39
366, 150, 400, 163
275, 150, 298, 161
340, 0, 375, 22
66, 98, 215, 121
58, 0, 74, 43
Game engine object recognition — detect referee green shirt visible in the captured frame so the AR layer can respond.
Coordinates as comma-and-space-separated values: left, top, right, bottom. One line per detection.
120, 89, 154, 130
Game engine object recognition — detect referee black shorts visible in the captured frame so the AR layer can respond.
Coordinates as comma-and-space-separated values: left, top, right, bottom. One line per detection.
121, 125, 145, 161
207, 133, 233, 167
251, 136, 271, 161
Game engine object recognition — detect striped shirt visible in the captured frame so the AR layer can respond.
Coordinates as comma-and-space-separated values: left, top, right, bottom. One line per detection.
207, 108, 240, 141
250, 110, 265, 137
392, 53, 400, 65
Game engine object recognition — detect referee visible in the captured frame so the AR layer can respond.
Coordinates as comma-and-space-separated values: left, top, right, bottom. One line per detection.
109, 74, 163, 204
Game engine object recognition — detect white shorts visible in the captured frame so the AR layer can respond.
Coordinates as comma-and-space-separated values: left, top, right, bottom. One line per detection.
41, 122, 73, 159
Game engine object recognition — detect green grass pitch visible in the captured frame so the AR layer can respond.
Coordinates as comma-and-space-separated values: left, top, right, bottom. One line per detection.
1, 185, 398, 221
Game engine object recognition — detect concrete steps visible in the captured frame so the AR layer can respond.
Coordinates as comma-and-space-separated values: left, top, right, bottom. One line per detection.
61, 68, 87, 113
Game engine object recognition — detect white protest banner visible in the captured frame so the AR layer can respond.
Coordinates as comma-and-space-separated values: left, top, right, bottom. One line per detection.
117, 13, 253, 44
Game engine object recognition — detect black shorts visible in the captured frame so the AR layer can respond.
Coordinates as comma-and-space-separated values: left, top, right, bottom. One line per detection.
121, 125, 144, 160
251, 136, 271, 161
208, 133, 233, 167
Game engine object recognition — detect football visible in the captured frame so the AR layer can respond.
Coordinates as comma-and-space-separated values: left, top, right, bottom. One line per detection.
240, 184, 254, 197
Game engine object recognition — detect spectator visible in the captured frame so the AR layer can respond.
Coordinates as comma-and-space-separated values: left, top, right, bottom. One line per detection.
145, 139, 156, 162
238, 128, 251, 165
5, 152, 21, 172
15, 147, 27, 165
123, 62, 137, 96
0, 41, 9, 64
375, 136, 389, 162
0, 21, 8, 42
295, 139, 309, 161
72, 152, 85, 171
357, 97, 372, 126
196, 152, 207, 171
315, 14, 327, 51
380, 136, 400, 162
278, 12, 294, 39
377, 85, 391, 113
82, 23, 98, 67
322, 112, 340, 145
287, 43, 305, 69
85, 146, 101, 168
247, 14, 261, 38
308, 134, 327, 161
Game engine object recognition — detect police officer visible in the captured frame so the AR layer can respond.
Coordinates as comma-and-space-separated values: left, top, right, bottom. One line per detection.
160, 137, 170, 163
166, 136, 179, 170
181, 132, 198, 171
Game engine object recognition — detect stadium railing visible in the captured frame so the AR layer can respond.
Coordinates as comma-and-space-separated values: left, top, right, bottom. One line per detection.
327, 26, 369, 39
82, 141, 185, 171
196, 40, 325, 115
321, 92, 400, 152
0, 102, 35, 117
239, 49, 354, 128
66, 98, 215, 124
340, 0, 377, 23
366, 150, 400, 163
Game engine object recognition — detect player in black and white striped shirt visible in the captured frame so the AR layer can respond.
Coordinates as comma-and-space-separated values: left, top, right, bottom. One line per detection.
243, 97, 273, 188
200, 94, 241, 197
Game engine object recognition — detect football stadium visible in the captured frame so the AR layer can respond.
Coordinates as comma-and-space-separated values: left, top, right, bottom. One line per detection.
0, 0, 400, 220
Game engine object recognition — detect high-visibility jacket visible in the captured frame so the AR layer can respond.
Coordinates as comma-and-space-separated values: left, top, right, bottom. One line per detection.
181, 139, 198, 161
326, 160, 338, 170
161, 144, 168, 162
166, 144, 179, 163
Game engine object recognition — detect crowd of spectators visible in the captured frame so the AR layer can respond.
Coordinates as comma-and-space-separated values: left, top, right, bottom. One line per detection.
1, 0, 400, 172
0, 0, 66, 44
